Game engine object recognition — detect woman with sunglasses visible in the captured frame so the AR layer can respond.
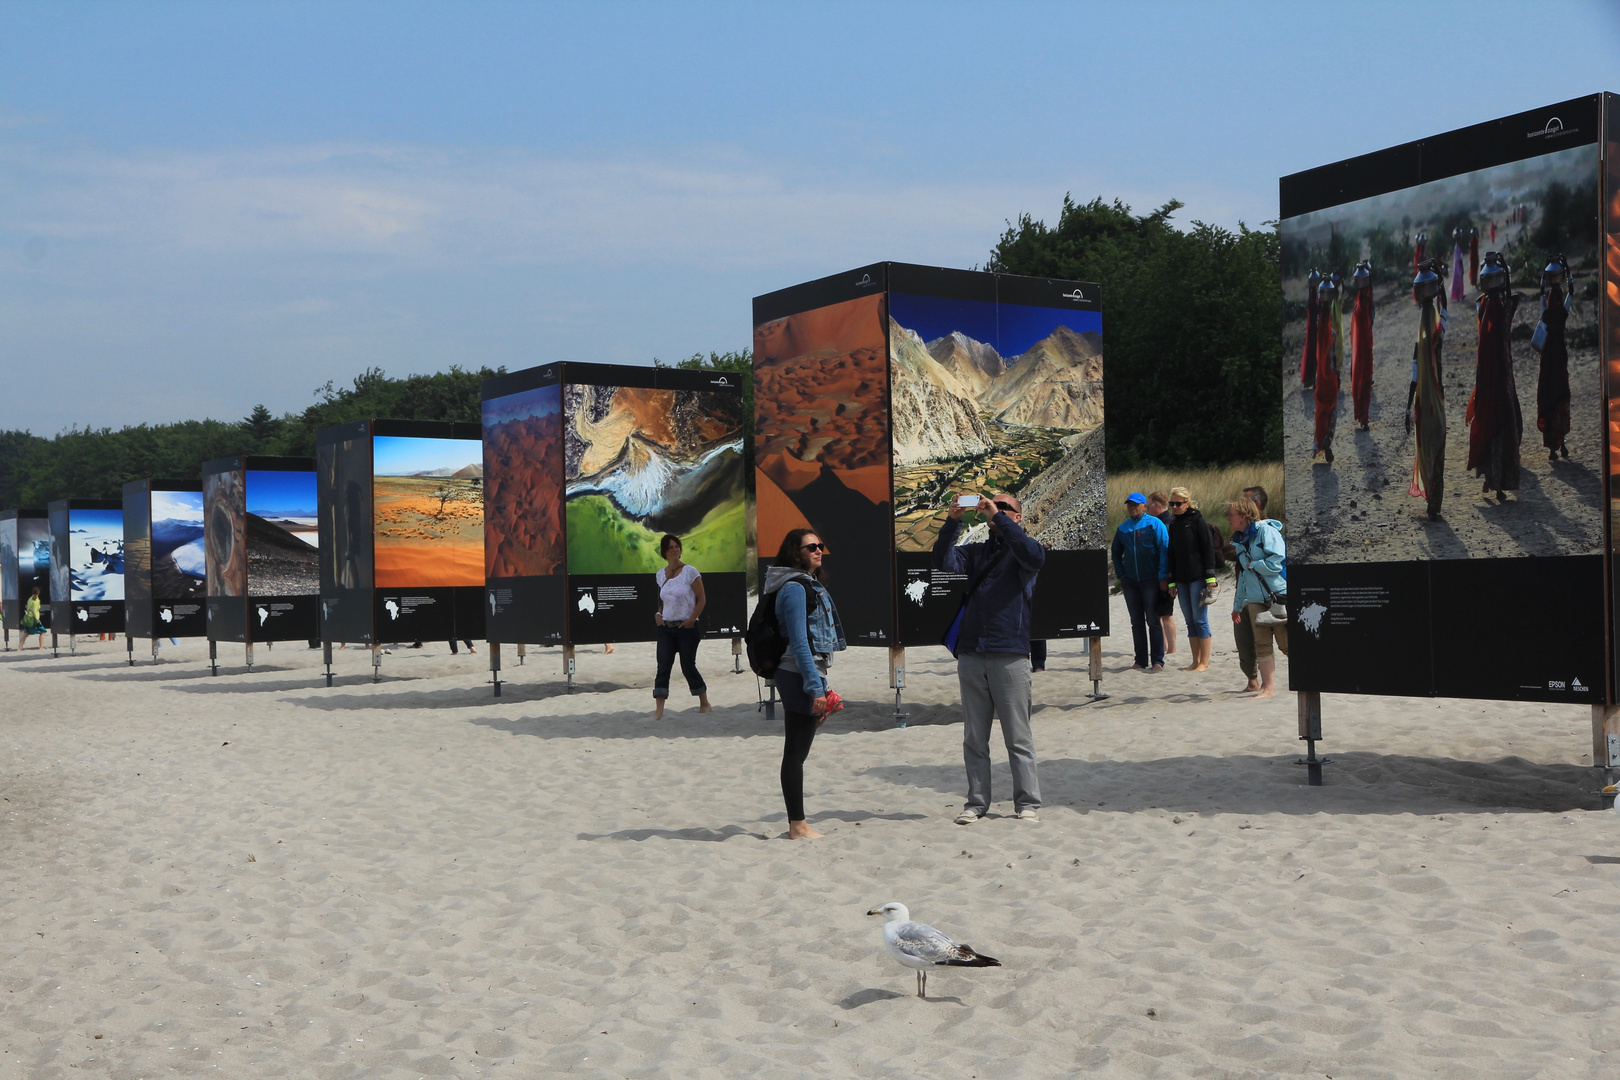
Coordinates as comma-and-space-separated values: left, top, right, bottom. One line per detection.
762, 528, 847, 839
1165, 487, 1217, 672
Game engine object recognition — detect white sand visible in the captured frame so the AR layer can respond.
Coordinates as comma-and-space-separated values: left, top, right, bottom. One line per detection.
3, 594, 1619, 1078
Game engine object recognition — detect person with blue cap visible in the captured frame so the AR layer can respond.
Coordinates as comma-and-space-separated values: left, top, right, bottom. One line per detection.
1111, 492, 1170, 670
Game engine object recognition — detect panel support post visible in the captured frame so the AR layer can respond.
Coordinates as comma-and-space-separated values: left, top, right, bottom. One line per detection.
127, 633, 135, 667
889, 645, 909, 727
370, 643, 380, 683
1087, 636, 1108, 700
563, 644, 576, 692
758, 679, 777, 722
1296, 690, 1330, 785
1592, 704, 1620, 807
517, 642, 526, 667
51, 628, 58, 658
3, 626, 10, 651
152, 637, 160, 664
732, 636, 743, 674
323, 641, 334, 687
245, 642, 254, 669
489, 641, 502, 698
209, 638, 218, 676
70, 633, 76, 655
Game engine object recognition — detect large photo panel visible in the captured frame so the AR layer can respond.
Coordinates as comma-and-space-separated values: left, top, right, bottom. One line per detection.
1280, 95, 1606, 703
203, 462, 247, 641
563, 367, 747, 644
68, 505, 124, 633
149, 486, 205, 637
482, 369, 565, 644
244, 463, 319, 641
753, 268, 894, 645
886, 266, 1107, 645
317, 422, 375, 643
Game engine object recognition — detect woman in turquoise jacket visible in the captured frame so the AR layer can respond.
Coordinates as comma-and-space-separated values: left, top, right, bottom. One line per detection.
1226, 500, 1288, 697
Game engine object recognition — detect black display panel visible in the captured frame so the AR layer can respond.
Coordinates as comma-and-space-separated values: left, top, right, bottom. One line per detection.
1280, 95, 1613, 702
48, 499, 125, 635
203, 456, 318, 643
317, 421, 375, 644
122, 479, 207, 641
483, 366, 565, 644
1, 509, 51, 635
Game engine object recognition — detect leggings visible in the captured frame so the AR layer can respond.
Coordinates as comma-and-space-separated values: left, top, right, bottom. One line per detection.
781, 709, 820, 821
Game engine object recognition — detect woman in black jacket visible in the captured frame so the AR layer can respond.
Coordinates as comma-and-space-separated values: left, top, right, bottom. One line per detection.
1165, 486, 1218, 672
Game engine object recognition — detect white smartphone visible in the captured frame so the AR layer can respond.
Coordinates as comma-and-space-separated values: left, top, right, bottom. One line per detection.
956, 495, 979, 508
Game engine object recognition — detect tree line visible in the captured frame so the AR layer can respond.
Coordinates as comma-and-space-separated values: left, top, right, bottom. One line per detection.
1, 196, 1281, 507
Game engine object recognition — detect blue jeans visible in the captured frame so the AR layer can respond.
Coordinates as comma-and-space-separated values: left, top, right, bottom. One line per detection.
1121, 579, 1165, 667
1176, 581, 1211, 639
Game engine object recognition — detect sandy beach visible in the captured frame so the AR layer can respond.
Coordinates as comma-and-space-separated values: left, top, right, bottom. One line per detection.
4, 591, 1619, 1078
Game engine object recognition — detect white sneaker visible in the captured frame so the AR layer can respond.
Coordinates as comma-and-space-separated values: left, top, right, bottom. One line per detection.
954, 809, 983, 825
1015, 808, 1040, 821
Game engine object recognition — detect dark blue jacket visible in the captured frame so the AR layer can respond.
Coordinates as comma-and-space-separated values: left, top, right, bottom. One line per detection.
930, 513, 1045, 655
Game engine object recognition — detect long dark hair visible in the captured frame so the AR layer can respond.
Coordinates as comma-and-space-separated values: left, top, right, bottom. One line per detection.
774, 528, 825, 581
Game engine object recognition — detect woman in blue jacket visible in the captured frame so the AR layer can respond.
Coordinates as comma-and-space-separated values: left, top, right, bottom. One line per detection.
763, 528, 847, 839
1226, 499, 1289, 697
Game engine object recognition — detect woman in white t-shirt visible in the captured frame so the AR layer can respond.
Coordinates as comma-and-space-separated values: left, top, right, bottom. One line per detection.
653, 534, 711, 718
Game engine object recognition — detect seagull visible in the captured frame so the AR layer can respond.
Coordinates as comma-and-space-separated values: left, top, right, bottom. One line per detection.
866, 902, 1001, 998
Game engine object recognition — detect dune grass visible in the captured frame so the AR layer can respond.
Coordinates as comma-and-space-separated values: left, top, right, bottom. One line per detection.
1105, 462, 1284, 540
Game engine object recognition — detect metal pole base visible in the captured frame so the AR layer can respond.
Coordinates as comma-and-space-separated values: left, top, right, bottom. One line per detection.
1295, 737, 1332, 786
323, 641, 334, 687
758, 679, 777, 722
127, 636, 135, 666
371, 644, 381, 683
563, 644, 576, 692
490, 641, 502, 697
209, 639, 218, 676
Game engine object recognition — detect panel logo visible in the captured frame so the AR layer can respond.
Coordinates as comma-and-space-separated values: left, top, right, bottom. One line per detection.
1527, 116, 1578, 140
710, 376, 732, 387
854, 273, 877, 288
1061, 287, 1088, 302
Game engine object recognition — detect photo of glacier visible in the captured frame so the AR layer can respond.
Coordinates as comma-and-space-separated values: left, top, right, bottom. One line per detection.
888, 294, 1105, 552
69, 508, 125, 602
563, 384, 746, 575
150, 491, 206, 599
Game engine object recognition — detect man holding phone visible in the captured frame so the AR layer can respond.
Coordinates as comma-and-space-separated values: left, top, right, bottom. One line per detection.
932, 491, 1045, 825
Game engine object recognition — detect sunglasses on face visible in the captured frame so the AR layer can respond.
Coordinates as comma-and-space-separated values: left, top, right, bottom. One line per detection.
993, 501, 1019, 513
800, 542, 829, 553
1168, 500, 1187, 507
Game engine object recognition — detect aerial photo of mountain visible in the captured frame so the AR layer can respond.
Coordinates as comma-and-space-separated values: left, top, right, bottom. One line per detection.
483, 383, 564, 579
69, 508, 125, 602
245, 470, 319, 595
372, 435, 484, 587
564, 384, 745, 575
150, 491, 206, 599
889, 294, 1105, 552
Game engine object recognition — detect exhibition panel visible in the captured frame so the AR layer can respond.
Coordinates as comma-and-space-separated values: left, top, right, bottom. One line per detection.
1280, 95, 1611, 703
481, 363, 747, 647
47, 499, 125, 635
1, 509, 51, 638
753, 262, 1107, 650
122, 479, 207, 642
316, 419, 486, 646
202, 456, 319, 644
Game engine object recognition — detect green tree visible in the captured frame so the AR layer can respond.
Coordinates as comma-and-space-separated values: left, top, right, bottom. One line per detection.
987, 195, 1282, 468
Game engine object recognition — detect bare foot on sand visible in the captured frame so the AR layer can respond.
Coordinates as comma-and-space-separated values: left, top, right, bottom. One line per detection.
1254, 687, 1275, 698
787, 821, 823, 839
698, 694, 713, 714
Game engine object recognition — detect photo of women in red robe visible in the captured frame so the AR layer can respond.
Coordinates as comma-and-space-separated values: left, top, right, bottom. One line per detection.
1536, 256, 1572, 461
1301, 268, 1320, 388
1348, 261, 1373, 429
1312, 272, 1342, 464
1466, 252, 1522, 500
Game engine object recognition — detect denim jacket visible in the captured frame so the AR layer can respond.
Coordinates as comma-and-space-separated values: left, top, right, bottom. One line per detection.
764, 565, 846, 697
1231, 519, 1287, 613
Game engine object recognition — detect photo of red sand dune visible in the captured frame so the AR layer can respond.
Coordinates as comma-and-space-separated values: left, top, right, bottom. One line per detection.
482, 384, 564, 579
753, 292, 890, 557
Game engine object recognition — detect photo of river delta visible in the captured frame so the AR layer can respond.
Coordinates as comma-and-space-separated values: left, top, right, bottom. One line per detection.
1280, 143, 1603, 564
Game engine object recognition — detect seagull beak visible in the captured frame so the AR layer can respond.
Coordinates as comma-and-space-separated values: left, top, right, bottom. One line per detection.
866, 908, 882, 916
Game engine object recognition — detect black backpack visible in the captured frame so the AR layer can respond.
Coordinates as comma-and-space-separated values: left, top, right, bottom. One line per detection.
745, 579, 819, 678
1208, 520, 1227, 570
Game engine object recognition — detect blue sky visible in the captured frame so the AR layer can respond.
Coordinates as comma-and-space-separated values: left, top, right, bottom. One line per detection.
372, 435, 482, 476
246, 470, 317, 519
3, 1, 1617, 434
889, 294, 1103, 360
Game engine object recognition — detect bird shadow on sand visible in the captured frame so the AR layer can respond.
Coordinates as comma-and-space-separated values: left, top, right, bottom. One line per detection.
838, 988, 965, 1009
863, 751, 1601, 815
576, 824, 770, 843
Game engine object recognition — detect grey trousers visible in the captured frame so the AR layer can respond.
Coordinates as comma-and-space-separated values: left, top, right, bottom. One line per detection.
957, 651, 1041, 813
